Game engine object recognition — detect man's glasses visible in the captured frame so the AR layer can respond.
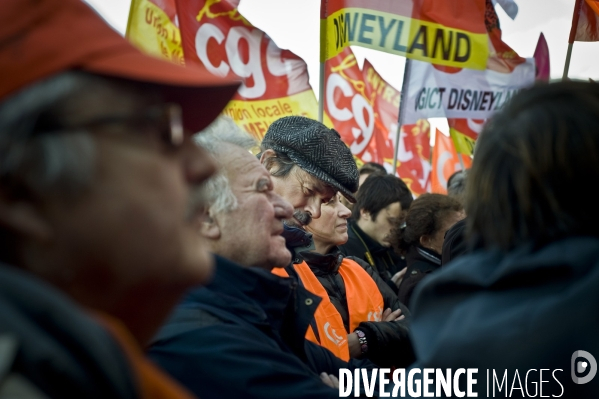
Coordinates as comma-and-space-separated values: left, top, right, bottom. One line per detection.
30, 103, 184, 148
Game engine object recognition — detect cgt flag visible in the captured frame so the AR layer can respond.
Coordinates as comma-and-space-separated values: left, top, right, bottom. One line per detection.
126, 0, 184, 64
320, 0, 490, 70
323, 47, 430, 194
431, 128, 471, 194
176, 0, 319, 139
447, 118, 485, 156
362, 60, 430, 195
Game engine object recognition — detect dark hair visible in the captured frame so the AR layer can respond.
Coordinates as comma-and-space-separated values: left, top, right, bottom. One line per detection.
466, 80, 599, 250
359, 162, 387, 176
352, 174, 413, 220
391, 193, 464, 254
260, 150, 296, 178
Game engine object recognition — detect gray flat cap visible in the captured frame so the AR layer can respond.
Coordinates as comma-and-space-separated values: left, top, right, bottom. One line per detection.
262, 116, 359, 203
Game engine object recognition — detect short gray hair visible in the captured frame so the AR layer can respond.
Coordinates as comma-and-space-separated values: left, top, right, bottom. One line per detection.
0, 71, 99, 199
194, 116, 257, 217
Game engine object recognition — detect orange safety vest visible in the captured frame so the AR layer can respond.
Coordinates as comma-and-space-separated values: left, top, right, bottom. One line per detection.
273, 259, 384, 361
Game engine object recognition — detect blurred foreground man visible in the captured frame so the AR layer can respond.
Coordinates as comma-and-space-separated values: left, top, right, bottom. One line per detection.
149, 117, 345, 399
0, 0, 239, 397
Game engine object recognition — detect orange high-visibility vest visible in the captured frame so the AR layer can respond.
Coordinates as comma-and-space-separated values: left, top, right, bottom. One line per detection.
273, 259, 384, 361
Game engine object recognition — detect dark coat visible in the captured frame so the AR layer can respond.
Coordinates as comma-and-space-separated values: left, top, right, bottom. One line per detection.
148, 255, 374, 399
297, 249, 415, 368
339, 220, 406, 292
408, 237, 599, 397
0, 264, 138, 399
397, 245, 441, 309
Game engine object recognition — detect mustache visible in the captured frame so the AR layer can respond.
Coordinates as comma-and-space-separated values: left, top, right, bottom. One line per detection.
292, 209, 312, 226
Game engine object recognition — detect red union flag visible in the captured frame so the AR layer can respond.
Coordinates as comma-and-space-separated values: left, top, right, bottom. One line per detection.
432, 129, 471, 194
175, 0, 319, 139
447, 118, 485, 156
570, 0, 599, 42
320, 0, 489, 70
323, 47, 374, 160
362, 60, 430, 195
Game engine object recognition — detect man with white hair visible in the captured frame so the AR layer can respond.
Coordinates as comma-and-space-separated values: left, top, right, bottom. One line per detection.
149, 117, 354, 399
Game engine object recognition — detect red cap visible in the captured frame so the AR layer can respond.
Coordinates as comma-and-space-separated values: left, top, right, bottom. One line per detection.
0, 0, 241, 132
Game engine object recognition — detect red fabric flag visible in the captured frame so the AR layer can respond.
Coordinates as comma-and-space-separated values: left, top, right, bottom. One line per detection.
175, 0, 319, 139
431, 129, 471, 194
569, 0, 599, 42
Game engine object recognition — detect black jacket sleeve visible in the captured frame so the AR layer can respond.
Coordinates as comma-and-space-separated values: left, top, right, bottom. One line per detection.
346, 256, 416, 368
149, 323, 341, 399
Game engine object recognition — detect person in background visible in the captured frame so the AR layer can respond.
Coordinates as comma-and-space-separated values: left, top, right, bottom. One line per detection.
341, 162, 388, 211
446, 168, 469, 205
390, 193, 465, 309
0, 0, 240, 397
407, 80, 599, 397
358, 162, 387, 187
339, 174, 413, 292
277, 192, 415, 368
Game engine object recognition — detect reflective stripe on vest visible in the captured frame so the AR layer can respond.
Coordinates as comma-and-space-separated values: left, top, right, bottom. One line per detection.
278, 259, 384, 361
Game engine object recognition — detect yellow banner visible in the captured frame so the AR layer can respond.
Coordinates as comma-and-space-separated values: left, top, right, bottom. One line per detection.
449, 128, 476, 156
321, 8, 488, 70
222, 91, 331, 141
126, 0, 184, 65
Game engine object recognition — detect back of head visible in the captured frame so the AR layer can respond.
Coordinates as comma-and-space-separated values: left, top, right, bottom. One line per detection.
359, 162, 387, 176
352, 174, 413, 221
466, 80, 599, 251
446, 169, 468, 203
391, 193, 464, 254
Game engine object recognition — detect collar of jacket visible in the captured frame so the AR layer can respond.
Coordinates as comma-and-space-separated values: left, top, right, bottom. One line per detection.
186, 255, 322, 341
407, 245, 442, 271
298, 248, 344, 275
282, 224, 315, 263
349, 220, 390, 256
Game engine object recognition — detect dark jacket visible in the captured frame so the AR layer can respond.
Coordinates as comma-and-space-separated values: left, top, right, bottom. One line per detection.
408, 237, 599, 397
0, 264, 138, 399
339, 220, 406, 292
148, 255, 373, 399
297, 249, 415, 368
397, 245, 441, 309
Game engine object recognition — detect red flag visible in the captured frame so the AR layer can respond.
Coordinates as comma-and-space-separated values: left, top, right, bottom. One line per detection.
175, 0, 319, 139
569, 0, 599, 42
431, 129, 471, 194
533, 33, 550, 82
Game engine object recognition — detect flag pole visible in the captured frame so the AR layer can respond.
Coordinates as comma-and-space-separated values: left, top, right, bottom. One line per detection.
393, 58, 411, 175
318, 62, 325, 123
564, 0, 583, 80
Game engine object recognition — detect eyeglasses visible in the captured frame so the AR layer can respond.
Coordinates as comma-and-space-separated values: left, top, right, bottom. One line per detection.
30, 103, 184, 148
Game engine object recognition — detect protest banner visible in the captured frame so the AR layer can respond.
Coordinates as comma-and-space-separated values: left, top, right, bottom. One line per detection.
126, 0, 184, 64
174, 0, 319, 139
320, 0, 489, 70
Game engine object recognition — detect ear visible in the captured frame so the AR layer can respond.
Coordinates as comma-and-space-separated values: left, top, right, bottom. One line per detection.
0, 194, 52, 242
259, 149, 276, 165
359, 208, 371, 222
419, 235, 432, 249
198, 210, 221, 240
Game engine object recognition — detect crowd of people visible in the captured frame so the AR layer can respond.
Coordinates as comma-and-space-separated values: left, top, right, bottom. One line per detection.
1, 0, 598, 398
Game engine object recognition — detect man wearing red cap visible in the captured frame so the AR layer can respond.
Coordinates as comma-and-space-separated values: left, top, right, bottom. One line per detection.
0, 0, 239, 397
